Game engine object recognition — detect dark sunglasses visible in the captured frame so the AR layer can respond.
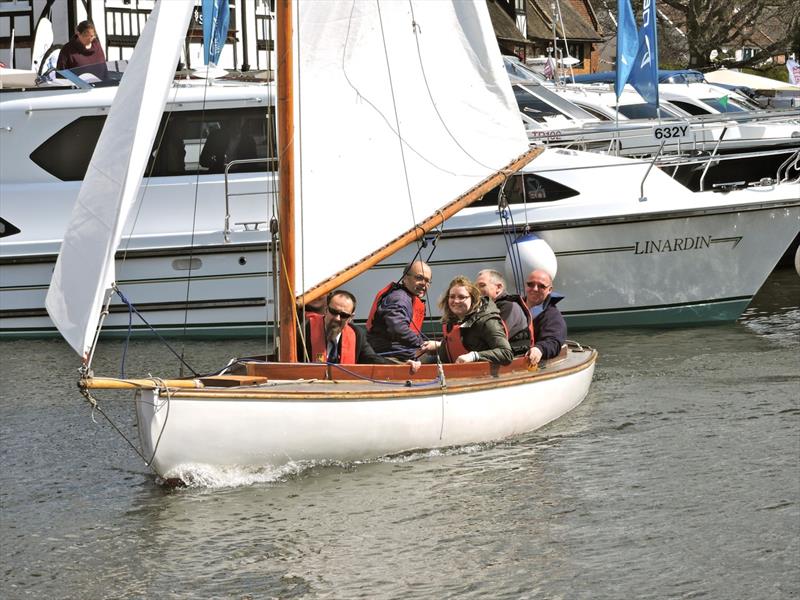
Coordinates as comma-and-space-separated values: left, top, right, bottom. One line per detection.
526, 281, 551, 290
327, 307, 353, 320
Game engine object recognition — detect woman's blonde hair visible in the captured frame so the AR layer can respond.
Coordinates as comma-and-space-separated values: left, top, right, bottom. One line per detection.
439, 275, 481, 323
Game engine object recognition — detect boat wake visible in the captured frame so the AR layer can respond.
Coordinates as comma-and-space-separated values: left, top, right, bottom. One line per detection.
157, 444, 495, 489
158, 461, 340, 489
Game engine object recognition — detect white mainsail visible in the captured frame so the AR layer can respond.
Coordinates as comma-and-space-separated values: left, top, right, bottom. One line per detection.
45, 0, 194, 357
292, 1, 529, 293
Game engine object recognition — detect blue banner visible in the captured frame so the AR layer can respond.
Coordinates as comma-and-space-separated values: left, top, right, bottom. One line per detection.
202, 0, 229, 66
615, 0, 639, 98
628, 0, 659, 108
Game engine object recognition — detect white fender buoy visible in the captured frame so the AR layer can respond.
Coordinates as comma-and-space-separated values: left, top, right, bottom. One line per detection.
794, 244, 800, 277
504, 233, 557, 288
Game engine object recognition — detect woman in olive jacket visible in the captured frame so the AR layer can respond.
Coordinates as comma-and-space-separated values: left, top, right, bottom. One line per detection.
418, 275, 513, 366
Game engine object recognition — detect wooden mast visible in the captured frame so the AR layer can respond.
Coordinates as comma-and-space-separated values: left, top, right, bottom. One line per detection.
277, 0, 297, 362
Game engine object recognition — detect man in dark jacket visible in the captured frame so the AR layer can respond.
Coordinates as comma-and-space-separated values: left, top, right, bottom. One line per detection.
298, 290, 391, 365
475, 269, 532, 355
524, 269, 567, 366
366, 261, 431, 360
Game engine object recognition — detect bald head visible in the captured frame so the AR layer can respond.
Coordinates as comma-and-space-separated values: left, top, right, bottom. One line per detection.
401, 260, 432, 298
525, 269, 553, 307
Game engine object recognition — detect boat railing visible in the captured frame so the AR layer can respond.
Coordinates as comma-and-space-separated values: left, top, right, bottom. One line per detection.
698, 126, 728, 192
640, 140, 667, 201
223, 157, 275, 242
539, 113, 799, 158
776, 149, 800, 183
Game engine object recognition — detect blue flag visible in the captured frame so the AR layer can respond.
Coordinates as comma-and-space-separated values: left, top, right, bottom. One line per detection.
629, 0, 659, 109
202, 0, 229, 66
615, 0, 639, 98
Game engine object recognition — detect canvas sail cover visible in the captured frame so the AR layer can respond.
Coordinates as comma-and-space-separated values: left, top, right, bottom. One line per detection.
45, 0, 194, 357
292, 0, 529, 294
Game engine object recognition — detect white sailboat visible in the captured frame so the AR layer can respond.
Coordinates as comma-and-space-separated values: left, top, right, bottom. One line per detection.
46, 0, 596, 481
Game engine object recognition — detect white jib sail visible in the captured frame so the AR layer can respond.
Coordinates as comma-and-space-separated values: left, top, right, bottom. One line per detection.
45, 0, 194, 358
293, 0, 529, 293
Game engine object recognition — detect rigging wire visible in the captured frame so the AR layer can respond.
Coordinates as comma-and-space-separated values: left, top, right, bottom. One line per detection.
373, 0, 419, 237
406, 0, 509, 174
327, 362, 442, 388
115, 287, 199, 376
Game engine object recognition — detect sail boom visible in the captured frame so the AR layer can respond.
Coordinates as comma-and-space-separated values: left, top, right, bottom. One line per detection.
297, 146, 544, 307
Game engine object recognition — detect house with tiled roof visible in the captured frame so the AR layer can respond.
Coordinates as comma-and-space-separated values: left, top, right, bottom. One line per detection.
487, 0, 603, 74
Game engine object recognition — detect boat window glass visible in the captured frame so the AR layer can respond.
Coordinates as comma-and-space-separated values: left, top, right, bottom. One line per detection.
475, 174, 579, 207
666, 100, 710, 116
30, 108, 277, 181
699, 97, 747, 113
29, 115, 106, 181
617, 103, 659, 119
573, 103, 612, 121
514, 87, 571, 123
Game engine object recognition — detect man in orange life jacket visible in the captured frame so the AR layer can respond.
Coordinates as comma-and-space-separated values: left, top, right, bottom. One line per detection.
366, 260, 431, 361
298, 290, 392, 365
474, 269, 533, 356
524, 269, 567, 366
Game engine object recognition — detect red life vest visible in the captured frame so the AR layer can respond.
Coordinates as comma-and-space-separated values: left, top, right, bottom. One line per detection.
307, 313, 356, 364
366, 282, 425, 334
441, 322, 470, 362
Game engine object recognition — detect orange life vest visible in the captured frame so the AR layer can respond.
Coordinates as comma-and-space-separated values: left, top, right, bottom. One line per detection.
307, 313, 356, 364
441, 322, 470, 362
366, 282, 425, 334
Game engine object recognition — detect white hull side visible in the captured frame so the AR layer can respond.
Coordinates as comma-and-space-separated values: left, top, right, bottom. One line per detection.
135, 361, 595, 478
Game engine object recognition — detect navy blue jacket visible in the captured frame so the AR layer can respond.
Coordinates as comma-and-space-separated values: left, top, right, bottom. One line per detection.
366, 286, 426, 360
532, 293, 567, 360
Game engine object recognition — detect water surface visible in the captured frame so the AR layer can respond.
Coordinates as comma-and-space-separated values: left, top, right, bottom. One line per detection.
1, 269, 798, 598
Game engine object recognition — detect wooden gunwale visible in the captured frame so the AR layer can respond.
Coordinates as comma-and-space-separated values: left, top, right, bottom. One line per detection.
79, 350, 596, 400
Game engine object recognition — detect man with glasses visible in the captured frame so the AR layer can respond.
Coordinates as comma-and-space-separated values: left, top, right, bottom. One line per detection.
524, 269, 567, 366
299, 290, 391, 365
366, 260, 432, 361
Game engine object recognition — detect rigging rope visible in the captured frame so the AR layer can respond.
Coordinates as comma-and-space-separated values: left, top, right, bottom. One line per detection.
115, 286, 199, 376
327, 362, 443, 388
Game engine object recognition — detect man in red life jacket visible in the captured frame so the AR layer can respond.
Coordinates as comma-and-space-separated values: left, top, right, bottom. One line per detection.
366, 260, 431, 361
298, 290, 392, 365
524, 269, 567, 366
475, 269, 533, 356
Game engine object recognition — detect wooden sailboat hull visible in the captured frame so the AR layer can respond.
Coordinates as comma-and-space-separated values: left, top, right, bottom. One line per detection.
131, 349, 596, 479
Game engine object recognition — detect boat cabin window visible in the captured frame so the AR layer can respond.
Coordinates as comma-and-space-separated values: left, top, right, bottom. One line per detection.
30, 108, 277, 181
514, 87, 572, 123
699, 97, 747, 113
475, 174, 579, 207
666, 100, 711, 116
573, 103, 612, 121
617, 103, 660, 120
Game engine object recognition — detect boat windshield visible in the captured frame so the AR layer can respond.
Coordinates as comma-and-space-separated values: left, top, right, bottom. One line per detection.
700, 97, 748, 113
49, 60, 127, 88
617, 103, 660, 120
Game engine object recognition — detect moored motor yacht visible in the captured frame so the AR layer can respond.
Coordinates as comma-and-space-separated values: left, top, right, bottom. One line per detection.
2, 68, 798, 336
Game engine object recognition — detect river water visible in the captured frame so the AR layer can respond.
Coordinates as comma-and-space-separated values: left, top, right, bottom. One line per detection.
1, 268, 798, 599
